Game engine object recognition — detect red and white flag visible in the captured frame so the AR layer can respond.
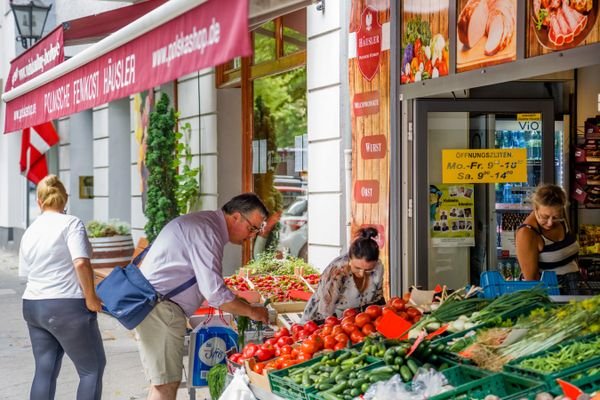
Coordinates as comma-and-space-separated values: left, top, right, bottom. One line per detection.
20, 122, 59, 184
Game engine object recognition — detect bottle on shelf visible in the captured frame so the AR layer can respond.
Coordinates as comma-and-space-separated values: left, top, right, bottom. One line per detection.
503, 183, 513, 204
502, 130, 513, 149
530, 130, 541, 160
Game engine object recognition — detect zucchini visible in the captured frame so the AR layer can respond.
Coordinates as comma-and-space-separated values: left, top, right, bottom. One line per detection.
399, 365, 413, 382
320, 393, 342, 400
327, 381, 348, 394
406, 359, 419, 375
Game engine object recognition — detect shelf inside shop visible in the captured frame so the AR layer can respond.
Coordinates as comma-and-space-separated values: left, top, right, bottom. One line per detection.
495, 203, 532, 211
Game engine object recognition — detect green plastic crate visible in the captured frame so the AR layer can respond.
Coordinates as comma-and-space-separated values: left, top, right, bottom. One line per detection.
429, 372, 546, 400
549, 363, 600, 396
504, 334, 600, 385
441, 364, 492, 388
268, 349, 382, 400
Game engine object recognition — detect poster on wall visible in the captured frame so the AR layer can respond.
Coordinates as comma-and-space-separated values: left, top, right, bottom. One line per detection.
456, 0, 517, 72
430, 184, 475, 247
133, 90, 154, 211
349, 0, 390, 296
527, 0, 599, 57
400, 0, 450, 84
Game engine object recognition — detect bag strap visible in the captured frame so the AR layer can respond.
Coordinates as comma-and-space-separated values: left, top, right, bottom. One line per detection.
131, 245, 151, 267
163, 276, 197, 300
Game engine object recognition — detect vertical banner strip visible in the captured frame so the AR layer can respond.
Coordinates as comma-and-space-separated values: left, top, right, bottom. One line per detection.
349, 0, 391, 298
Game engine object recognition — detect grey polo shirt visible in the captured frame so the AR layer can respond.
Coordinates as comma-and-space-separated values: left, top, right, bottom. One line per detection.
140, 210, 236, 316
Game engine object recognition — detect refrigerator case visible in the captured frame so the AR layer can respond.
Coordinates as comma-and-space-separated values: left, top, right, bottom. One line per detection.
492, 120, 567, 280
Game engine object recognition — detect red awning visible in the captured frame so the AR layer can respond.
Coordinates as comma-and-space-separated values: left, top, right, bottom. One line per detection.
3, 0, 251, 133
62, 0, 168, 46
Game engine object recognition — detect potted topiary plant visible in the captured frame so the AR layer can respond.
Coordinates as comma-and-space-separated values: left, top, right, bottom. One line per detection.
144, 93, 180, 242
85, 219, 134, 272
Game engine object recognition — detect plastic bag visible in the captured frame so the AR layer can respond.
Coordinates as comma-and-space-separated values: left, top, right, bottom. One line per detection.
363, 368, 450, 400
190, 309, 239, 386
219, 368, 256, 400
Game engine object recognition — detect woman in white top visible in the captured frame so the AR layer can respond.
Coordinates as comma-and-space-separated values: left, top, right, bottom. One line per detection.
19, 175, 105, 400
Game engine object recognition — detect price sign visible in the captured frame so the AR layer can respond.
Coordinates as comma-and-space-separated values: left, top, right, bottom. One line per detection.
442, 149, 527, 183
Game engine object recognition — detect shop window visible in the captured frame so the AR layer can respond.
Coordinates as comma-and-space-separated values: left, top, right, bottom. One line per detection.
282, 9, 306, 56
252, 67, 307, 260
253, 21, 277, 64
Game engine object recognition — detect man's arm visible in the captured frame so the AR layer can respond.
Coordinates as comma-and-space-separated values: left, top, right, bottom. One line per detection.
219, 297, 269, 324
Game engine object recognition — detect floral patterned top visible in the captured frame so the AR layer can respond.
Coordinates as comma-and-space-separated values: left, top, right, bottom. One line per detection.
301, 253, 384, 322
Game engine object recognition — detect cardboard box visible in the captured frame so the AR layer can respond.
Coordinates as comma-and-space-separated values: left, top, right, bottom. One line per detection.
244, 358, 273, 392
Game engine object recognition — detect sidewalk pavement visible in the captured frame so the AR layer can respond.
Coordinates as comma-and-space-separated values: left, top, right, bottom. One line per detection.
0, 247, 210, 400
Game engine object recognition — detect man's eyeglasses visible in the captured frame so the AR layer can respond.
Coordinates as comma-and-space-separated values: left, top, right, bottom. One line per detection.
535, 210, 564, 223
240, 213, 265, 234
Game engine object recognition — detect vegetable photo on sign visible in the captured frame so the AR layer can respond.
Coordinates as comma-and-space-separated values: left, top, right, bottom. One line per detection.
400, 1, 450, 84
456, 0, 518, 72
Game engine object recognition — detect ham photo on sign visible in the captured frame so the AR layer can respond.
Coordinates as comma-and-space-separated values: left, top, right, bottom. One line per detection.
528, 0, 599, 56
456, 0, 517, 72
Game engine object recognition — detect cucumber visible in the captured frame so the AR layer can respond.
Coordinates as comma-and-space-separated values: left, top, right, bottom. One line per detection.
406, 359, 419, 375
368, 366, 395, 375
399, 365, 413, 382
349, 388, 361, 397
327, 381, 348, 394
320, 393, 342, 400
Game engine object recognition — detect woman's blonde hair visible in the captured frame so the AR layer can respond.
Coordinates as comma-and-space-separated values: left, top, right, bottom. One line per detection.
531, 183, 567, 209
37, 175, 68, 211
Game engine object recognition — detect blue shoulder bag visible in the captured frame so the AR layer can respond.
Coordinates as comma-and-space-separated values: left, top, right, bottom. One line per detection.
96, 246, 196, 329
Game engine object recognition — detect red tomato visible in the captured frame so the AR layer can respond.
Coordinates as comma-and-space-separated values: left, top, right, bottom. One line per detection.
374, 316, 382, 327
304, 320, 319, 334
320, 325, 333, 336
310, 334, 324, 351
364, 305, 382, 319
229, 353, 242, 363
334, 342, 346, 351
342, 308, 359, 319
265, 360, 278, 370
397, 311, 409, 320
323, 335, 337, 350
354, 312, 371, 328
382, 306, 397, 316
341, 316, 355, 326
412, 314, 422, 323
334, 333, 349, 346
279, 345, 293, 356
350, 330, 365, 344
280, 359, 298, 369
362, 323, 376, 336
296, 351, 313, 362
252, 363, 265, 374
390, 297, 406, 312
255, 349, 271, 362
301, 340, 316, 355
406, 307, 421, 318
341, 321, 357, 334
291, 324, 304, 336
274, 327, 290, 338
242, 343, 259, 358
265, 337, 278, 346
277, 336, 294, 347
324, 316, 340, 326
331, 325, 344, 336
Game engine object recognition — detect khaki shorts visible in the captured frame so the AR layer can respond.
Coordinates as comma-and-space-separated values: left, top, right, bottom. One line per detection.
136, 300, 187, 385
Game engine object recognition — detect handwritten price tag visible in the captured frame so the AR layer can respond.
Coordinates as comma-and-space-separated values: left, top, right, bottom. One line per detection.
442, 149, 527, 183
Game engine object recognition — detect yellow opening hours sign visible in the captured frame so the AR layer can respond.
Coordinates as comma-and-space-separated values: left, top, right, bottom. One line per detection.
442, 149, 527, 183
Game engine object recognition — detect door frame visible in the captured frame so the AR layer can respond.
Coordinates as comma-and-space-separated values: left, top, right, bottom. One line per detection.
412, 98, 555, 288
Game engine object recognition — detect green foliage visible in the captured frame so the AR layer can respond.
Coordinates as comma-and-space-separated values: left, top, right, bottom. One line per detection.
145, 93, 179, 242
86, 220, 130, 238
243, 251, 318, 276
253, 67, 306, 149
174, 122, 201, 215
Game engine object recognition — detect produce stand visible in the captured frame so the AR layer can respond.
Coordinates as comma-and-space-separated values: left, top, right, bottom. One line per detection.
195, 262, 600, 399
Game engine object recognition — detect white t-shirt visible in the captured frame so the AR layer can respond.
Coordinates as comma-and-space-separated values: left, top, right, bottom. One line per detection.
19, 211, 92, 300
